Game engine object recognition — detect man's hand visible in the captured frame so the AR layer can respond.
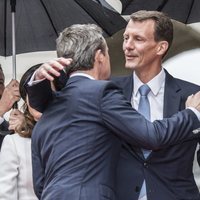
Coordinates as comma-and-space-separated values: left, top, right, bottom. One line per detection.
186, 91, 200, 111
35, 57, 72, 81
8, 109, 25, 131
0, 79, 20, 117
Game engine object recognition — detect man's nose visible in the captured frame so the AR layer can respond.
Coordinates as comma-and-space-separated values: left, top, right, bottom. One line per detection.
124, 39, 134, 50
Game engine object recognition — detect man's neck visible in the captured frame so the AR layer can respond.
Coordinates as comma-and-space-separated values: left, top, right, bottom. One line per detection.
70, 69, 98, 80
70, 71, 96, 80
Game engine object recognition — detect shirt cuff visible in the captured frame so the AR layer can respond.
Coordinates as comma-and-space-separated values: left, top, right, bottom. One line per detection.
28, 71, 45, 86
187, 107, 200, 121
0, 116, 4, 125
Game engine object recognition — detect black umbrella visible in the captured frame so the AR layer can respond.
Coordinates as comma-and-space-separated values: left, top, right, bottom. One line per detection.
121, 0, 200, 24
0, 0, 127, 57
0, 0, 127, 109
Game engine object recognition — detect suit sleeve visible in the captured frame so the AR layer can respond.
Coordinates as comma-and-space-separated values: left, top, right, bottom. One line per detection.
31, 134, 45, 199
0, 120, 14, 149
100, 83, 200, 150
0, 135, 18, 199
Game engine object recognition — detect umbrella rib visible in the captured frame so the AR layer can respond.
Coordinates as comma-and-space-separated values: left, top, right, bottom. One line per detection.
186, 0, 195, 23
93, 0, 111, 18
121, 0, 133, 13
157, 0, 169, 11
39, 0, 59, 37
75, 0, 110, 35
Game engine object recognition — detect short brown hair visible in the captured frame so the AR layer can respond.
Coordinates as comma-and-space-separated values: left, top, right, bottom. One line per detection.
130, 10, 173, 49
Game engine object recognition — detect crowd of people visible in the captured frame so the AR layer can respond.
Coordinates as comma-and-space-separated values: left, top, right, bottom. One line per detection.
0, 10, 200, 200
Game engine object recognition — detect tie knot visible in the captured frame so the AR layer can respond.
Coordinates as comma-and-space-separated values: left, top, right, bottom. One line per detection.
139, 84, 150, 96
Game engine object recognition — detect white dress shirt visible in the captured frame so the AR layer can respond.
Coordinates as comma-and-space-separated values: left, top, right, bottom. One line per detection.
132, 68, 166, 122
0, 134, 38, 200
0, 116, 4, 125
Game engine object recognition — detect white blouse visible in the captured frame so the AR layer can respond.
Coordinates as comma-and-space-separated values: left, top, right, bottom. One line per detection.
0, 134, 38, 200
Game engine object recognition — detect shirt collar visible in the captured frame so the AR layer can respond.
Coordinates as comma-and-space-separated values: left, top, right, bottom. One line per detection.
133, 68, 166, 96
70, 72, 95, 80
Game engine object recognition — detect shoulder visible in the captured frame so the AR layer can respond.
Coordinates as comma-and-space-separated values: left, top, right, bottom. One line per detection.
165, 69, 200, 95
111, 75, 133, 91
111, 75, 131, 84
175, 78, 200, 89
173, 77, 200, 95
165, 69, 200, 91
73, 78, 120, 93
94, 80, 120, 92
2, 134, 29, 148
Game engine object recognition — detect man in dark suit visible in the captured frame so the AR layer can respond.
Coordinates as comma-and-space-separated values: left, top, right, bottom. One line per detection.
114, 10, 200, 200
27, 24, 200, 200
0, 65, 20, 148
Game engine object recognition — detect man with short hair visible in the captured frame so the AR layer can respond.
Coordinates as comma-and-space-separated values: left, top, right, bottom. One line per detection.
26, 23, 200, 200
114, 10, 200, 200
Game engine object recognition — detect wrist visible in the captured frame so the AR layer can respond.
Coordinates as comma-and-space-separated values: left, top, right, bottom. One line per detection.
0, 104, 6, 117
0, 100, 10, 117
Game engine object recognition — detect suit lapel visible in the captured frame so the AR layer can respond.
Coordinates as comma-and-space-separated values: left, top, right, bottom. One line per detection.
146, 70, 182, 160
163, 70, 182, 118
119, 75, 133, 102
117, 74, 145, 159
119, 71, 183, 160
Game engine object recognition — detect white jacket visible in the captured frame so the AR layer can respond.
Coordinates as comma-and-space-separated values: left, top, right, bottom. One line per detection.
0, 134, 38, 200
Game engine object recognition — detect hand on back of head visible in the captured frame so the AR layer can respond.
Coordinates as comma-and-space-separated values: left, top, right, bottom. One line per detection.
35, 58, 72, 81
0, 79, 20, 117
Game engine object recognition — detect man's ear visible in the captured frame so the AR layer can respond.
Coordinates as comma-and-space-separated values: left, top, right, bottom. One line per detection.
156, 41, 169, 56
95, 49, 104, 63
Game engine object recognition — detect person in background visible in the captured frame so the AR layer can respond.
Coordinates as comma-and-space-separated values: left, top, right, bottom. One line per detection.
113, 10, 200, 200
26, 24, 200, 200
0, 65, 20, 148
0, 64, 41, 200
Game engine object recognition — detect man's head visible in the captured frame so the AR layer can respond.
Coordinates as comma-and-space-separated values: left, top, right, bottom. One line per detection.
123, 10, 173, 74
0, 65, 5, 99
56, 24, 111, 80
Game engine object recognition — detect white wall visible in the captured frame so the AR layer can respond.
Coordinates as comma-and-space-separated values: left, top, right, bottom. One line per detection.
0, 51, 57, 85
163, 48, 200, 85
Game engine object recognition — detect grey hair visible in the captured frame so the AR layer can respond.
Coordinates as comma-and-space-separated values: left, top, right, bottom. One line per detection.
56, 24, 107, 73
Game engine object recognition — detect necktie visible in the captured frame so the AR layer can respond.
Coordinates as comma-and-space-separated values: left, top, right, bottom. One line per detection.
138, 84, 151, 200
138, 84, 151, 120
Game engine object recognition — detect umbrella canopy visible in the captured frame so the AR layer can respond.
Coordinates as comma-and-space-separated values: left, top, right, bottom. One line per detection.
121, 0, 200, 24
0, 0, 127, 57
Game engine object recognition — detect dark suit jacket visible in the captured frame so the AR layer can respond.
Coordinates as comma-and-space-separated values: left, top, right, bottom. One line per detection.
28, 76, 200, 200
0, 120, 12, 149
113, 70, 200, 200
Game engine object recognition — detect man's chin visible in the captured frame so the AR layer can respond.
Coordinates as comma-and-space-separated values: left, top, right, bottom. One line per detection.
125, 63, 136, 70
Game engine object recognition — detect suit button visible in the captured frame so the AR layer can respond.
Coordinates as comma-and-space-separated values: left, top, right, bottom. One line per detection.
135, 186, 140, 192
